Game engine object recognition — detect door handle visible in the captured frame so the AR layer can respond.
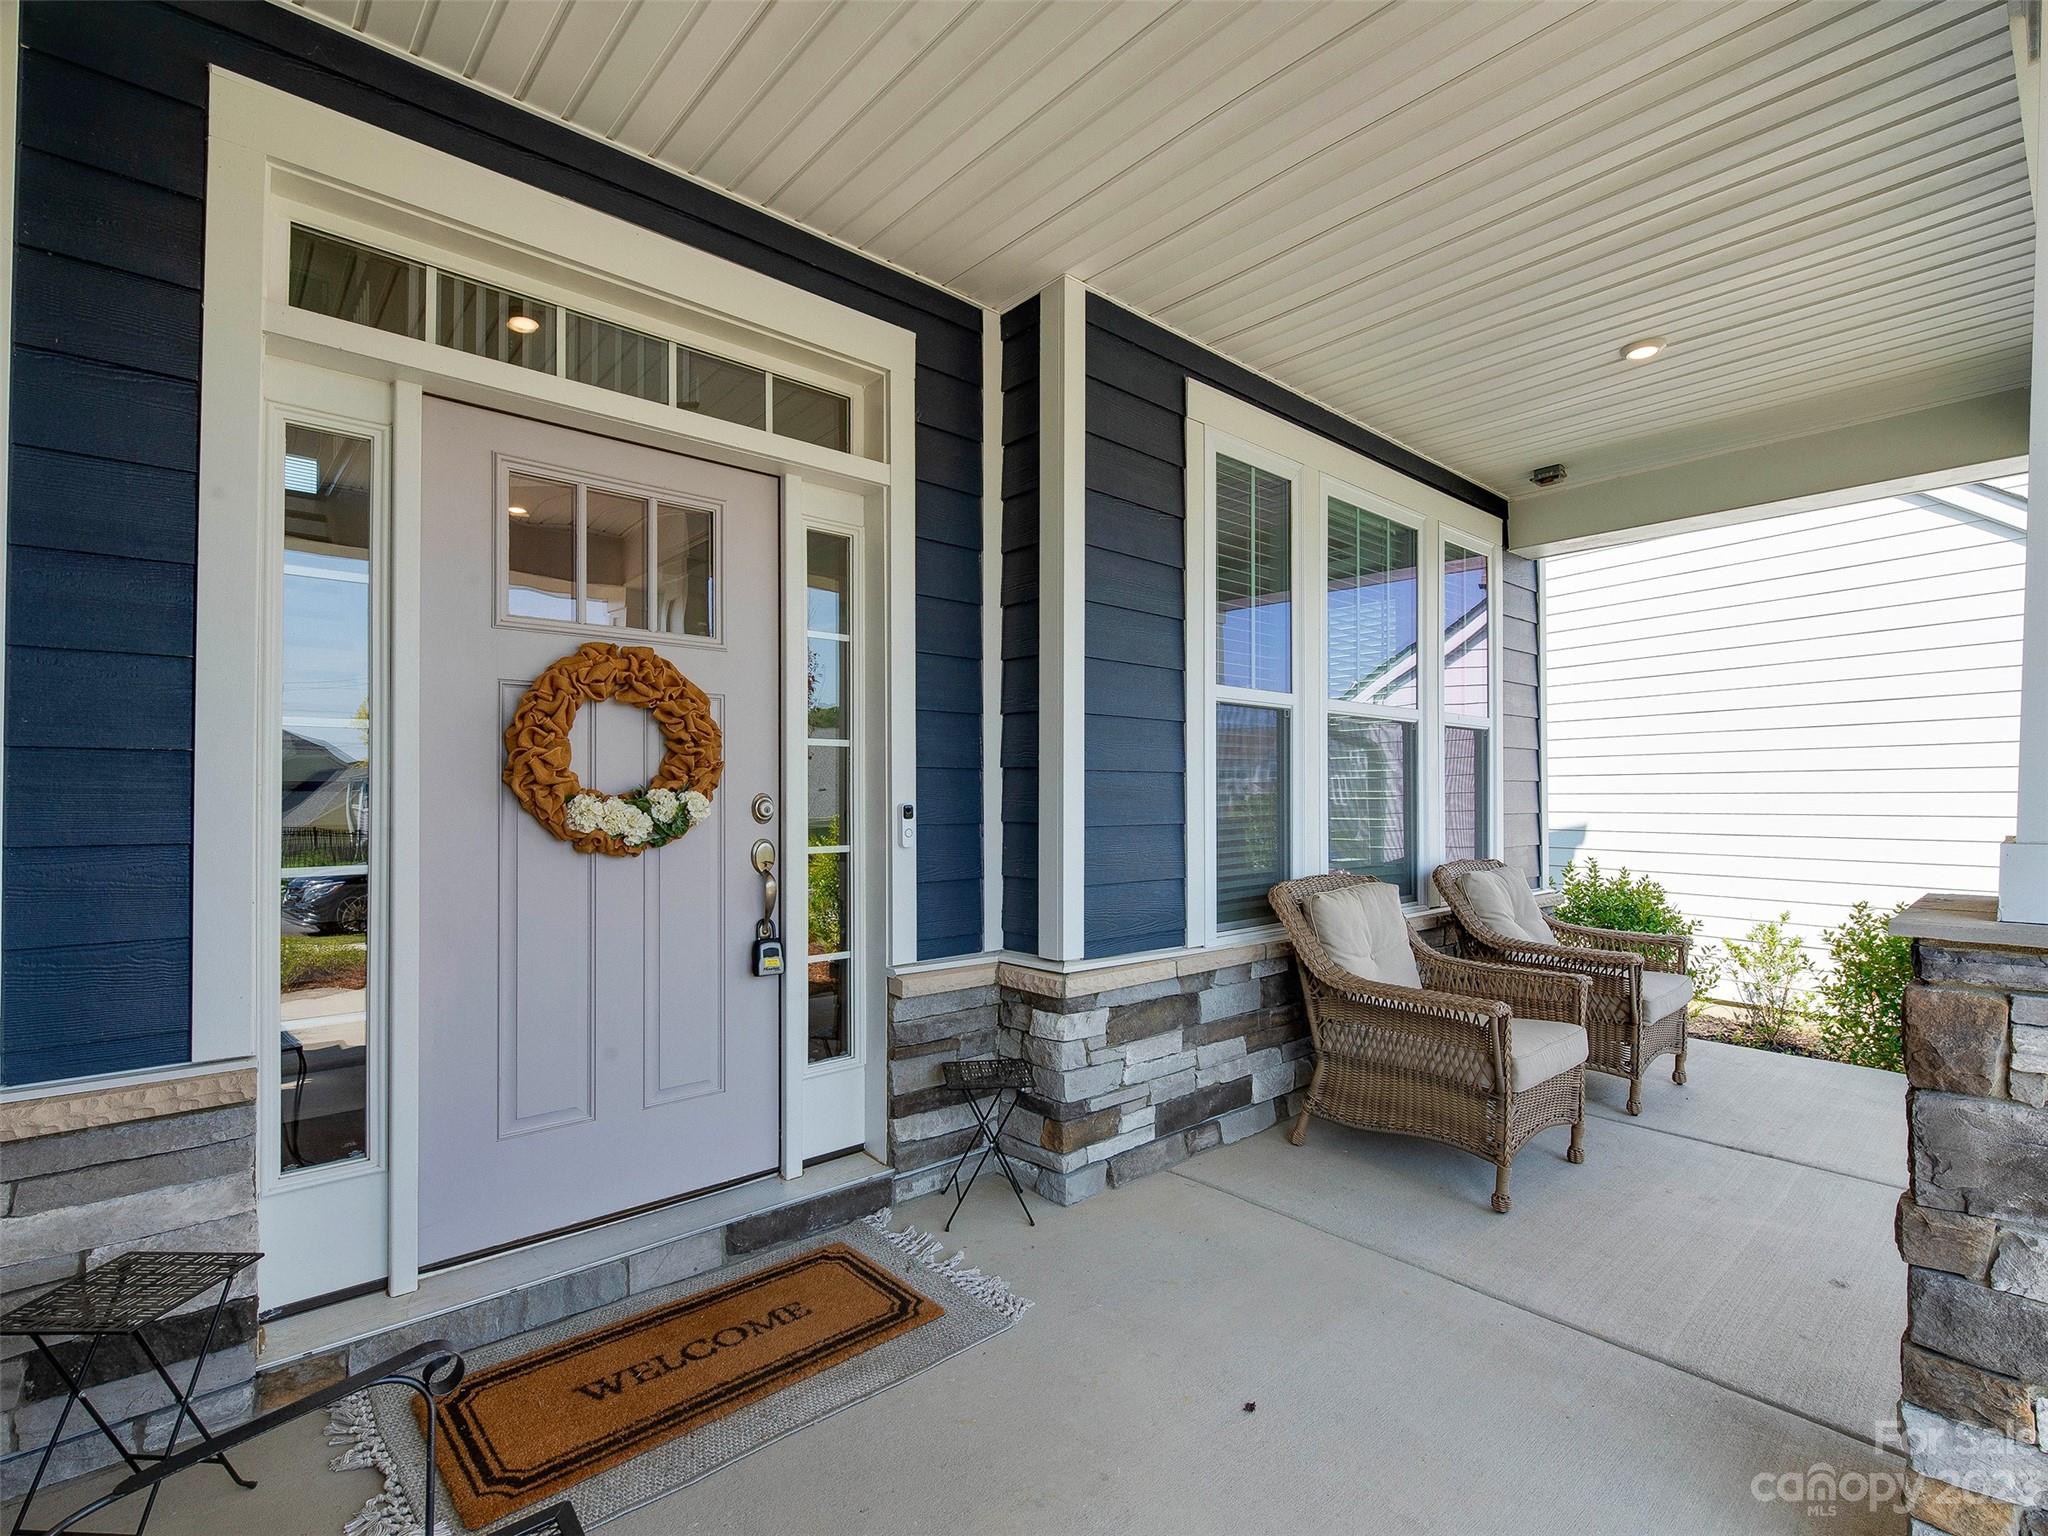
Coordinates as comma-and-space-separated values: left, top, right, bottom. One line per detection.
751, 839, 778, 926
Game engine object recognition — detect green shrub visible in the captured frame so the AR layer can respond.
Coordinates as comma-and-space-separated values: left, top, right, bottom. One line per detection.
809, 852, 844, 956
1722, 912, 1811, 1050
1553, 858, 1719, 1001
279, 935, 367, 993
1556, 858, 1687, 934
1815, 901, 1910, 1071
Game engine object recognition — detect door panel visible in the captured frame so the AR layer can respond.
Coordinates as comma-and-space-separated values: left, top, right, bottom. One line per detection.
420, 398, 781, 1265
495, 679, 595, 1136
642, 732, 731, 1104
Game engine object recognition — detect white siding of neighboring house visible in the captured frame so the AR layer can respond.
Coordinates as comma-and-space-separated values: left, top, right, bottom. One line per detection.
1543, 477, 2026, 988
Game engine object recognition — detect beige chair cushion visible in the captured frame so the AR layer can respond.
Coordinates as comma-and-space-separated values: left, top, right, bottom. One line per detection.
1302, 881, 1422, 991
1509, 1016, 1589, 1092
1640, 969, 1695, 1020
1457, 868, 1554, 947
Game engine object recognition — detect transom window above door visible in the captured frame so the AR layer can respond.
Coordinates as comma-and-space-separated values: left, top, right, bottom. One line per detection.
288, 226, 858, 455
501, 462, 718, 642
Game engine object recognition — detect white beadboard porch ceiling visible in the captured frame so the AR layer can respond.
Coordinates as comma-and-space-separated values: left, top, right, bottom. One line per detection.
287, 0, 2031, 501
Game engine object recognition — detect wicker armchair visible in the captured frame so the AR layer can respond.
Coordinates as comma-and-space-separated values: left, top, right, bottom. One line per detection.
1268, 873, 1591, 1213
1433, 858, 1692, 1115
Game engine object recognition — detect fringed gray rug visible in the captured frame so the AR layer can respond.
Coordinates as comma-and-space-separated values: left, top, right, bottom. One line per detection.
328, 1213, 1030, 1534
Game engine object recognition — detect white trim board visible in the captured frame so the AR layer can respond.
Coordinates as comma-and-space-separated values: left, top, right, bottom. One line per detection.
1509, 390, 2031, 557
0, 1, 19, 1010
980, 308, 1005, 955
194, 67, 920, 1292
204, 76, 913, 405
1037, 275, 1088, 960
1185, 379, 1504, 549
2006, 34, 2048, 919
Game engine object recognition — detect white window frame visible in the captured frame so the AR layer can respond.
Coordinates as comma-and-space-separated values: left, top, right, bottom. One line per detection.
181, 70, 919, 1294
1184, 382, 1503, 946
785, 481, 884, 1161
1200, 433, 1310, 932
1439, 531, 1502, 865
1321, 474, 1430, 902
257, 362, 398, 1302
283, 219, 870, 461
492, 454, 728, 648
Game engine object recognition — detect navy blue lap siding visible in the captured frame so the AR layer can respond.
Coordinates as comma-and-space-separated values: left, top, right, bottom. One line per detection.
999, 299, 1039, 953
1086, 295, 1506, 521
5, 2, 986, 1083
1082, 314, 1188, 958
1079, 294, 1504, 959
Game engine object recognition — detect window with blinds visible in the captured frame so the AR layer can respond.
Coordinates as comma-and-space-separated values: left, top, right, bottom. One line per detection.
1328, 716, 1415, 896
1198, 417, 1499, 941
1444, 541, 1490, 718
1215, 455, 1292, 694
1212, 453, 1295, 930
1326, 495, 1421, 896
1327, 497, 1417, 708
1443, 539, 1491, 860
1444, 725, 1487, 864
1216, 703, 1289, 927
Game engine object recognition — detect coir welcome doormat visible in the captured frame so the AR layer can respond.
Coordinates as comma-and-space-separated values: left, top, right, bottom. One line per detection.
329, 1214, 1029, 1533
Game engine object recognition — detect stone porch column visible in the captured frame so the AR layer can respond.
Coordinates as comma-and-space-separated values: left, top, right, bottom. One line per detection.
1890, 896, 2048, 1535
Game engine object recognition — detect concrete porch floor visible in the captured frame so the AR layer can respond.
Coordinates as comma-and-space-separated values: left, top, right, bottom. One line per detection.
8, 1040, 1909, 1536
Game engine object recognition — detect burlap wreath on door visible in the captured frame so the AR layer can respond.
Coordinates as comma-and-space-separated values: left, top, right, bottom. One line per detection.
503, 641, 723, 856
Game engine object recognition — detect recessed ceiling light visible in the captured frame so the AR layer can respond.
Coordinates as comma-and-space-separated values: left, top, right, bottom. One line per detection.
506, 314, 542, 335
507, 504, 530, 519
1620, 337, 1666, 362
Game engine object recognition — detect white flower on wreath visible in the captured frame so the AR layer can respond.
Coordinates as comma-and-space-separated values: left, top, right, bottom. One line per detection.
681, 790, 712, 823
597, 797, 639, 838
564, 793, 602, 836
619, 805, 655, 846
645, 787, 680, 823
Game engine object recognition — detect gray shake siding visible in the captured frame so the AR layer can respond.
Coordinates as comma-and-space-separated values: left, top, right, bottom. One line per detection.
1502, 554, 1544, 887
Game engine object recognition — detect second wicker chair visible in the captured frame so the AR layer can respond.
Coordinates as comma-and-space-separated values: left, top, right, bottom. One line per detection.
1269, 872, 1591, 1213
1434, 858, 1693, 1115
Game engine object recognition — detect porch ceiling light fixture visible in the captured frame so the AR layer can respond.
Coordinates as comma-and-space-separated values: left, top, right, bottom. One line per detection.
1619, 337, 1666, 362
506, 313, 542, 335
507, 504, 530, 519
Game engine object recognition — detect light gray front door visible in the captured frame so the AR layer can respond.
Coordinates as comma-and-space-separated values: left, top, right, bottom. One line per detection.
418, 398, 782, 1266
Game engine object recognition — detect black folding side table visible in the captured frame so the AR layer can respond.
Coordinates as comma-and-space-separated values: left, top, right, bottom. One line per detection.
939, 1058, 1037, 1230
0, 1251, 260, 1536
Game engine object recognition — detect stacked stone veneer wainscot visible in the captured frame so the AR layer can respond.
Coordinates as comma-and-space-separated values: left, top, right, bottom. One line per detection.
992, 942, 1307, 1203
1891, 895, 2048, 1536
888, 914, 1463, 1206
0, 1070, 260, 1500
886, 961, 1002, 1199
